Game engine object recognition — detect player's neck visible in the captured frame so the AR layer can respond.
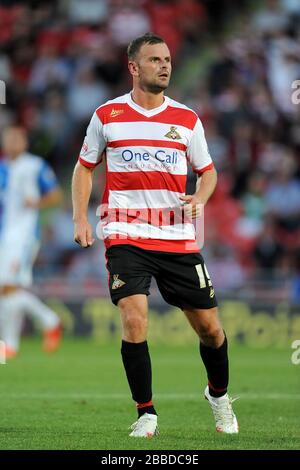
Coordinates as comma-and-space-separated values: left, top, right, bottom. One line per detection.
131, 88, 165, 110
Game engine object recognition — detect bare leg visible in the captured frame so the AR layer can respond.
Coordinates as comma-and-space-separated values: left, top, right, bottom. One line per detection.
183, 306, 224, 347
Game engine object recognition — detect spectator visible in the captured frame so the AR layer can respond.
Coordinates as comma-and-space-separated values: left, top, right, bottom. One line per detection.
253, 219, 285, 277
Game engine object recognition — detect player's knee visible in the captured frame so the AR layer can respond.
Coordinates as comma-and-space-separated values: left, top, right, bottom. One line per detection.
119, 298, 147, 336
123, 313, 147, 333
200, 325, 223, 343
122, 314, 148, 342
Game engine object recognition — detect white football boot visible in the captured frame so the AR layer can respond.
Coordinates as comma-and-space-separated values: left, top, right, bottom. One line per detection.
205, 386, 239, 434
129, 413, 158, 438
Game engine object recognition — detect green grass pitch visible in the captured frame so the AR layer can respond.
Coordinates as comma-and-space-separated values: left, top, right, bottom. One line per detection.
0, 339, 299, 450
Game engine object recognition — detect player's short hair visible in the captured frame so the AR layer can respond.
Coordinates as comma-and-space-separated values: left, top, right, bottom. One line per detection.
127, 32, 165, 61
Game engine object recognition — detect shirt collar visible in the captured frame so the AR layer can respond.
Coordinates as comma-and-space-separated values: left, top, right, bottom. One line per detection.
127, 91, 169, 117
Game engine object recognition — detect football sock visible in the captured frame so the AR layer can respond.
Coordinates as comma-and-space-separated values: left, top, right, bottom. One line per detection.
136, 400, 156, 418
121, 340, 157, 416
0, 293, 24, 351
200, 334, 229, 398
17, 290, 60, 330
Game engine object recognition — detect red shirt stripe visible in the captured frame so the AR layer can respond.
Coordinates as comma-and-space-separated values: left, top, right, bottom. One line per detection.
105, 237, 199, 253
107, 139, 187, 151
96, 103, 197, 130
108, 171, 186, 193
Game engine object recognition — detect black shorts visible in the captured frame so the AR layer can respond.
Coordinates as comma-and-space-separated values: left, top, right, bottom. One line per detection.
106, 244, 218, 310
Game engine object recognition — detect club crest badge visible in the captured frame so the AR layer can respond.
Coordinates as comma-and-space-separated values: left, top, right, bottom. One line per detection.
111, 274, 126, 289
164, 126, 182, 140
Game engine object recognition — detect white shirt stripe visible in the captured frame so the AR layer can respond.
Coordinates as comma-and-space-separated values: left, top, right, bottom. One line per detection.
102, 222, 195, 240
107, 147, 187, 174
108, 189, 184, 209
103, 121, 192, 145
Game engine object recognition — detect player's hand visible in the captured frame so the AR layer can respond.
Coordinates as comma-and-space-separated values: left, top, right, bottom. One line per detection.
179, 195, 203, 219
73, 220, 95, 248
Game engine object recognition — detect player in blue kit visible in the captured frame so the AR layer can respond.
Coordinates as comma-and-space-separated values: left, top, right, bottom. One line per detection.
0, 126, 62, 358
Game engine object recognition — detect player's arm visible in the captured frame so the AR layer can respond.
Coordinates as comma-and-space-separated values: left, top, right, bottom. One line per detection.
25, 162, 63, 209
180, 168, 217, 217
195, 166, 217, 204
180, 117, 217, 217
25, 187, 63, 209
72, 162, 95, 248
35, 187, 63, 209
71, 110, 106, 248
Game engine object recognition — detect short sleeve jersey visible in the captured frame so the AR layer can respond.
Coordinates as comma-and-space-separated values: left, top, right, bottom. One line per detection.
79, 92, 213, 253
0, 153, 58, 244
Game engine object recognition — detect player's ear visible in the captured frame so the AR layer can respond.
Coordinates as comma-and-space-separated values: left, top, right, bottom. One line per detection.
128, 60, 139, 77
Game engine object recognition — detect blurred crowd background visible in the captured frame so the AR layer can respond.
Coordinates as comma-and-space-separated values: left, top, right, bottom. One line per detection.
1, 0, 300, 304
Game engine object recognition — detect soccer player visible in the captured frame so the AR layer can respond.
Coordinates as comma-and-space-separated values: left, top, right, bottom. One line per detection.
0, 126, 62, 358
72, 33, 238, 436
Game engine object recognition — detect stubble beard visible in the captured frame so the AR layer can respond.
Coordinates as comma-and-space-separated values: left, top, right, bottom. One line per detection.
141, 77, 170, 94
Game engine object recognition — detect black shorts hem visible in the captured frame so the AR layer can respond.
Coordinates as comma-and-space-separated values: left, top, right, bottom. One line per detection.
111, 289, 150, 306
179, 299, 218, 310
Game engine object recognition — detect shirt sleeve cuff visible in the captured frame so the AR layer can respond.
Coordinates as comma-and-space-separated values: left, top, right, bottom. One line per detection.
193, 162, 214, 174
78, 157, 98, 169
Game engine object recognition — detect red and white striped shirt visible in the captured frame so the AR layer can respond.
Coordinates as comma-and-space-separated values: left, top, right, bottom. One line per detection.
79, 92, 214, 253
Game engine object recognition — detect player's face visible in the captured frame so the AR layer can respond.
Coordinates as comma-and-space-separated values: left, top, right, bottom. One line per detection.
2, 128, 28, 158
131, 43, 172, 93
